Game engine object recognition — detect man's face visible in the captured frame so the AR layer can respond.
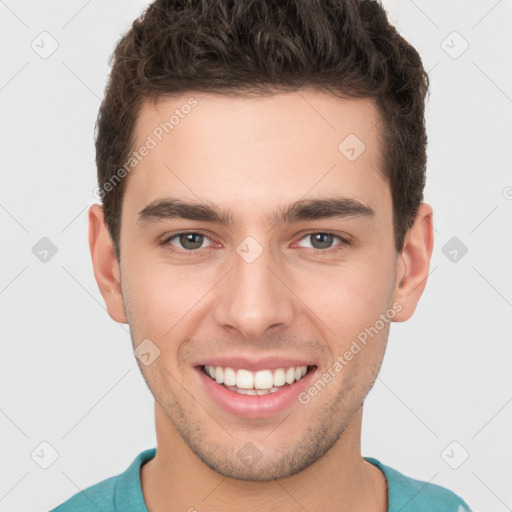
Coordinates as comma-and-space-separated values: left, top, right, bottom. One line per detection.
118, 90, 400, 480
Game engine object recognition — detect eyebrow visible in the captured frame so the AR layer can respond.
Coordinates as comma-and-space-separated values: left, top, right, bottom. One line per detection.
137, 197, 376, 227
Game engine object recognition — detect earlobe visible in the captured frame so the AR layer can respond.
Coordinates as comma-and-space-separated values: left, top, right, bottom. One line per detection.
392, 203, 434, 322
88, 204, 128, 324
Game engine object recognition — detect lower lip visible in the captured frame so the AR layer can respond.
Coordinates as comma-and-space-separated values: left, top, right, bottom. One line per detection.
196, 366, 317, 419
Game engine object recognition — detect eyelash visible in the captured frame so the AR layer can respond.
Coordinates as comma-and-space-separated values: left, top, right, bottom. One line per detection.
159, 231, 351, 257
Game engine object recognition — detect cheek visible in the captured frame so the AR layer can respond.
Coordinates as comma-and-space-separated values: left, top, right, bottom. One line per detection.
293, 257, 394, 346
122, 266, 175, 335
123, 260, 216, 343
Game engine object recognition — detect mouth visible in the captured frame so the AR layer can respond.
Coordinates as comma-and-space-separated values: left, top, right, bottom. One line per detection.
195, 362, 318, 418
201, 364, 313, 395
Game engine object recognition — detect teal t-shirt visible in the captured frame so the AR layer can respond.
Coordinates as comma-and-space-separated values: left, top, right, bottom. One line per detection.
49, 448, 473, 511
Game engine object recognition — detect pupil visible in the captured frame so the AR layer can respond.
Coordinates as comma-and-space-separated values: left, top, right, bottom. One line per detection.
180, 233, 203, 250
311, 233, 333, 249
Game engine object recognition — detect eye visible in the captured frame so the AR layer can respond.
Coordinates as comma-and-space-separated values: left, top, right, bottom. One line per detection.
159, 231, 351, 256
296, 232, 350, 252
161, 232, 214, 253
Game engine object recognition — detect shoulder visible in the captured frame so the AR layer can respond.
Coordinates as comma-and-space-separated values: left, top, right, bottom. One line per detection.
48, 475, 118, 512
48, 448, 156, 512
364, 457, 473, 512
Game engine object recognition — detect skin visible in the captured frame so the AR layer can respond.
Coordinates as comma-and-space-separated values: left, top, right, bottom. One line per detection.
89, 90, 433, 512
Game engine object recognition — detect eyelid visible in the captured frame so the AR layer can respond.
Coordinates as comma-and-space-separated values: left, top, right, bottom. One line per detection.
293, 231, 351, 249
160, 230, 352, 255
161, 230, 216, 249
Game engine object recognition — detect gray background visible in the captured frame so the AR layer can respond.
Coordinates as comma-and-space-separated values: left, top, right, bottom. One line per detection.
1, 1, 511, 511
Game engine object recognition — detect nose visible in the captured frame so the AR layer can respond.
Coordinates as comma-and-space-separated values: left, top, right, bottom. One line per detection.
213, 241, 296, 340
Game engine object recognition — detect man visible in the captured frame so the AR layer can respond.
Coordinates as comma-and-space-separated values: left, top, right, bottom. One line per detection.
51, 0, 473, 510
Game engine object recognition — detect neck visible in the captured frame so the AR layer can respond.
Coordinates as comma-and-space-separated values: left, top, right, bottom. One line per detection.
141, 403, 387, 512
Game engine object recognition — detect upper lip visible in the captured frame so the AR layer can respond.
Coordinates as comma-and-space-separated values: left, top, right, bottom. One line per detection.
194, 355, 316, 372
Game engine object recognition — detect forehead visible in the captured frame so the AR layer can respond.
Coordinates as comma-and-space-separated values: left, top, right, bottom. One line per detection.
123, 90, 389, 223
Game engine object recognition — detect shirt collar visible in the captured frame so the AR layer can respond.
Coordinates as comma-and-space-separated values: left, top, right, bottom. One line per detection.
114, 448, 156, 511
116, 450, 392, 512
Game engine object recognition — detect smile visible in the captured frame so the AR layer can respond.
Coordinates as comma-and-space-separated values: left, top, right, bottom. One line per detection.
195, 356, 318, 417
202, 365, 310, 395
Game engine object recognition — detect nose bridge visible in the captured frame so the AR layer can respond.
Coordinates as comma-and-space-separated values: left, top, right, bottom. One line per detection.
213, 237, 295, 338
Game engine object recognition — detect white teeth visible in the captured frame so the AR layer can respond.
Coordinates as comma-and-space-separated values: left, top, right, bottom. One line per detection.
237, 388, 257, 395
254, 370, 273, 389
224, 385, 281, 395
236, 369, 254, 389
204, 364, 310, 391
223, 367, 237, 386
285, 367, 295, 384
273, 368, 286, 387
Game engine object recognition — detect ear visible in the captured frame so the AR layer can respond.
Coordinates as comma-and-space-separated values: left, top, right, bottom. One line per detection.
392, 203, 434, 322
88, 204, 127, 324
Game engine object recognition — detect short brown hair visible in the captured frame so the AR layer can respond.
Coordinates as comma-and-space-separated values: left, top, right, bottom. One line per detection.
95, 0, 429, 261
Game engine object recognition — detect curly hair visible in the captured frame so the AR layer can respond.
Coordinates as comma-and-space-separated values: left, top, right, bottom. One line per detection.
95, 0, 430, 261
